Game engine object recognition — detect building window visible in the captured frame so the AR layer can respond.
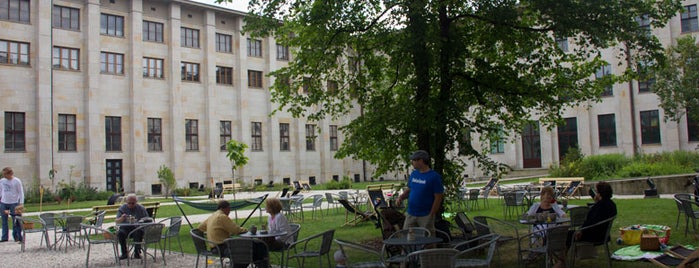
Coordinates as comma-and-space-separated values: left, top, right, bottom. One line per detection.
248, 70, 263, 88
4, 112, 24, 151
0, 40, 29, 65
247, 38, 262, 57
216, 66, 233, 85
329, 125, 338, 151
52, 46, 79, 71
596, 64, 613, 96
302, 77, 312, 94
688, 114, 699, 142
143, 20, 164, 42
58, 114, 76, 151
280, 123, 290, 151
638, 78, 655, 93
220, 121, 231, 151
181, 62, 200, 82
489, 126, 505, 154
105, 116, 121, 151
251, 122, 263, 151
598, 114, 617, 147
147, 118, 162, 152
276, 44, 289, 60
180, 27, 200, 48
0, 0, 29, 23
637, 14, 651, 36
458, 127, 472, 155
557, 117, 578, 160
100, 13, 124, 37
52, 5, 79, 30
216, 33, 232, 53
100, 52, 124, 74
640, 110, 661, 144
143, 57, 164, 78
682, 5, 699, 33
327, 80, 338, 93
555, 36, 568, 52
306, 124, 316, 151
186, 119, 199, 151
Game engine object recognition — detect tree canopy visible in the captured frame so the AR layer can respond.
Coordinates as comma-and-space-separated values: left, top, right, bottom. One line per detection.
652, 35, 699, 122
226, 0, 681, 193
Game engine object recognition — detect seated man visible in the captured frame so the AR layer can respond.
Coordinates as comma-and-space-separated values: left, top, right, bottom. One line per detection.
116, 194, 149, 260
200, 200, 267, 268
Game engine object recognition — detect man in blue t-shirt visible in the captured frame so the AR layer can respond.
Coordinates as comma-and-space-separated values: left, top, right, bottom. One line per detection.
396, 150, 444, 236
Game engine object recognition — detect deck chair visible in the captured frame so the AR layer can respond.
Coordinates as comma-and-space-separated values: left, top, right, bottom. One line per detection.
338, 199, 375, 226
559, 181, 582, 199
649, 245, 699, 268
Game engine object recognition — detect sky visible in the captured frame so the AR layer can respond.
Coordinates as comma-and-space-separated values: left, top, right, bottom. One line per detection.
191, 0, 248, 12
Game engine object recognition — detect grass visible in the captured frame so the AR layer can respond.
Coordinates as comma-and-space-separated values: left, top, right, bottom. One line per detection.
19, 195, 689, 268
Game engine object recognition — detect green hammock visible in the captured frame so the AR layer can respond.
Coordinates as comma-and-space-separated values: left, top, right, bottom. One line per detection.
172, 194, 268, 228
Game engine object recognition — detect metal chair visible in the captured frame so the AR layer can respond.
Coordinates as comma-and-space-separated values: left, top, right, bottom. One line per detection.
190, 229, 225, 268
382, 227, 432, 265
159, 216, 184, 255
467, 189, 480, 211
473, 216, 522, 264
518, 225, 568, 268
287, 229, 335, 268
39, 212, 58, 249
224, 237, 270, 267
81, 223, 120, 268
406, 248, 459, 268
568, 206, 589, 230
568, 216, 616, 268
302, 194, 324, 219
454, 234, 500, 268
128, 223, 166, 267
334, 239, 387, 268
674, 193, 693, 229
325, 192, 341, 214
17, 216, 51, 252
269, 223, 301, 268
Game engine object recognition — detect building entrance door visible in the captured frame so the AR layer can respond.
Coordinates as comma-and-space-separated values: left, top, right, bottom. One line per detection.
106, 159, 123, 192
522, 121, 542, 168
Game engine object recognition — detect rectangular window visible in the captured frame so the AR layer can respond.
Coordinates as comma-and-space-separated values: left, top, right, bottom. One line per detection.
305, 124, 316, 151
181, 62, 200, 82
52, 46, 79, 71
637, 14, 651, 36
220, 120, 231, 151
58, 114, 76, 151
688, 114, 699, 142
280, 123, 290, 151
489, 127, 505, 154
100, 13, 124, 37
216, 66, 233, 85
185, 119, 199, 151
458, 128, 472, 155
248, 70, 263, 88
327, 80, 338, 93
302, 77, 312, 94
100, 52, 124, 74
247, 38, 262, 57
105, 116, 121, 151
638, 78, 655, 93
640, 110, 661, 144
596, 64, 613, 96
143, 20, 164, 42
598, 114, 617, 147
0, 39, 29, 65
555, 36, 568, 52
180, 27, 199, 48
143, 57, 164, 78
0, 0, 29, 23
329, 125, 338, 151
557, 117, 578, 160
216, 33, 232, 53
147, 117, 162, 151
52, 5, 79, 30
4, 112, 24, 151
251, 122, 263, 151
276, 44, 289, 60
682, 5, 699, 33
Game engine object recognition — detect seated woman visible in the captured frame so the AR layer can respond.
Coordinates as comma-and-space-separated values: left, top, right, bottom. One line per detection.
264, 198, 292, 250
525, 186, 566, 242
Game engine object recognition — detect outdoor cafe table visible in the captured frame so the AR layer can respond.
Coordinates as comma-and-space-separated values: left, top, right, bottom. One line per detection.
383, 236, 443, 267
239, 231, 288, 239
51, 213, 85, 251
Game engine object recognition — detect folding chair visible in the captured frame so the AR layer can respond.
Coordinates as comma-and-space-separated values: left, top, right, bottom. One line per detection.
338, 199, 375, 226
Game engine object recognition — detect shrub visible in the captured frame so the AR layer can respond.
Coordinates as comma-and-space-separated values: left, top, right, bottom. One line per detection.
577, 153, 629, 180
326, 177, 352, 189
617, 162, 694, 178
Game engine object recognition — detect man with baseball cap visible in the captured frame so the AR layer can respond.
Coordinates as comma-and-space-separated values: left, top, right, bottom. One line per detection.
396, 150, 444, 236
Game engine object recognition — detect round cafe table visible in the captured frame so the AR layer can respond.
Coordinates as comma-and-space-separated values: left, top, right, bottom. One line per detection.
239, 231, 287, 239
383, 236, 443, 267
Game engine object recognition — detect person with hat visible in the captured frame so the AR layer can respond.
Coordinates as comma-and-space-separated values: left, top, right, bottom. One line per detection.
395, 150, 444, 236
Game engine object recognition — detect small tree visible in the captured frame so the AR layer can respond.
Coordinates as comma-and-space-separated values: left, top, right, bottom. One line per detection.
157, 165, 176, 198
226, 139, 249, 177
651, 35, 699, 122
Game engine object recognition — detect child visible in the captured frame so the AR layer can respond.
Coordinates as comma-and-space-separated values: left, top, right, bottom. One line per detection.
12, 205, 23, 243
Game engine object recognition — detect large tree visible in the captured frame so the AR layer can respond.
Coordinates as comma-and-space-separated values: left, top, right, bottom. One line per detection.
228, 0, 681, 194
652, 35, 699, 122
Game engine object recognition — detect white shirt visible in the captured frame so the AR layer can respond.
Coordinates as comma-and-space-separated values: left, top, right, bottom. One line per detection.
0, 177, 24, 204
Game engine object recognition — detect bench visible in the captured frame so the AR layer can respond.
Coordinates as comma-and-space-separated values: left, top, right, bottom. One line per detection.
538, 177, 585, 199
222, 182, 243, 193
538, 177, 585, 186
92, 201, 161, 221
366, 183, 401, 191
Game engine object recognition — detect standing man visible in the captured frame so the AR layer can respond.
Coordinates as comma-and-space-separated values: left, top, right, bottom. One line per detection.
396, 150, 444, 236
116, 194, 149, 259
0, 167, 24, 242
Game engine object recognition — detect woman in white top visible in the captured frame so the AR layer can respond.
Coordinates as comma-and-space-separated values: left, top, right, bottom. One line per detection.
525, 186, 566, 242
265, 198, 291, 250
